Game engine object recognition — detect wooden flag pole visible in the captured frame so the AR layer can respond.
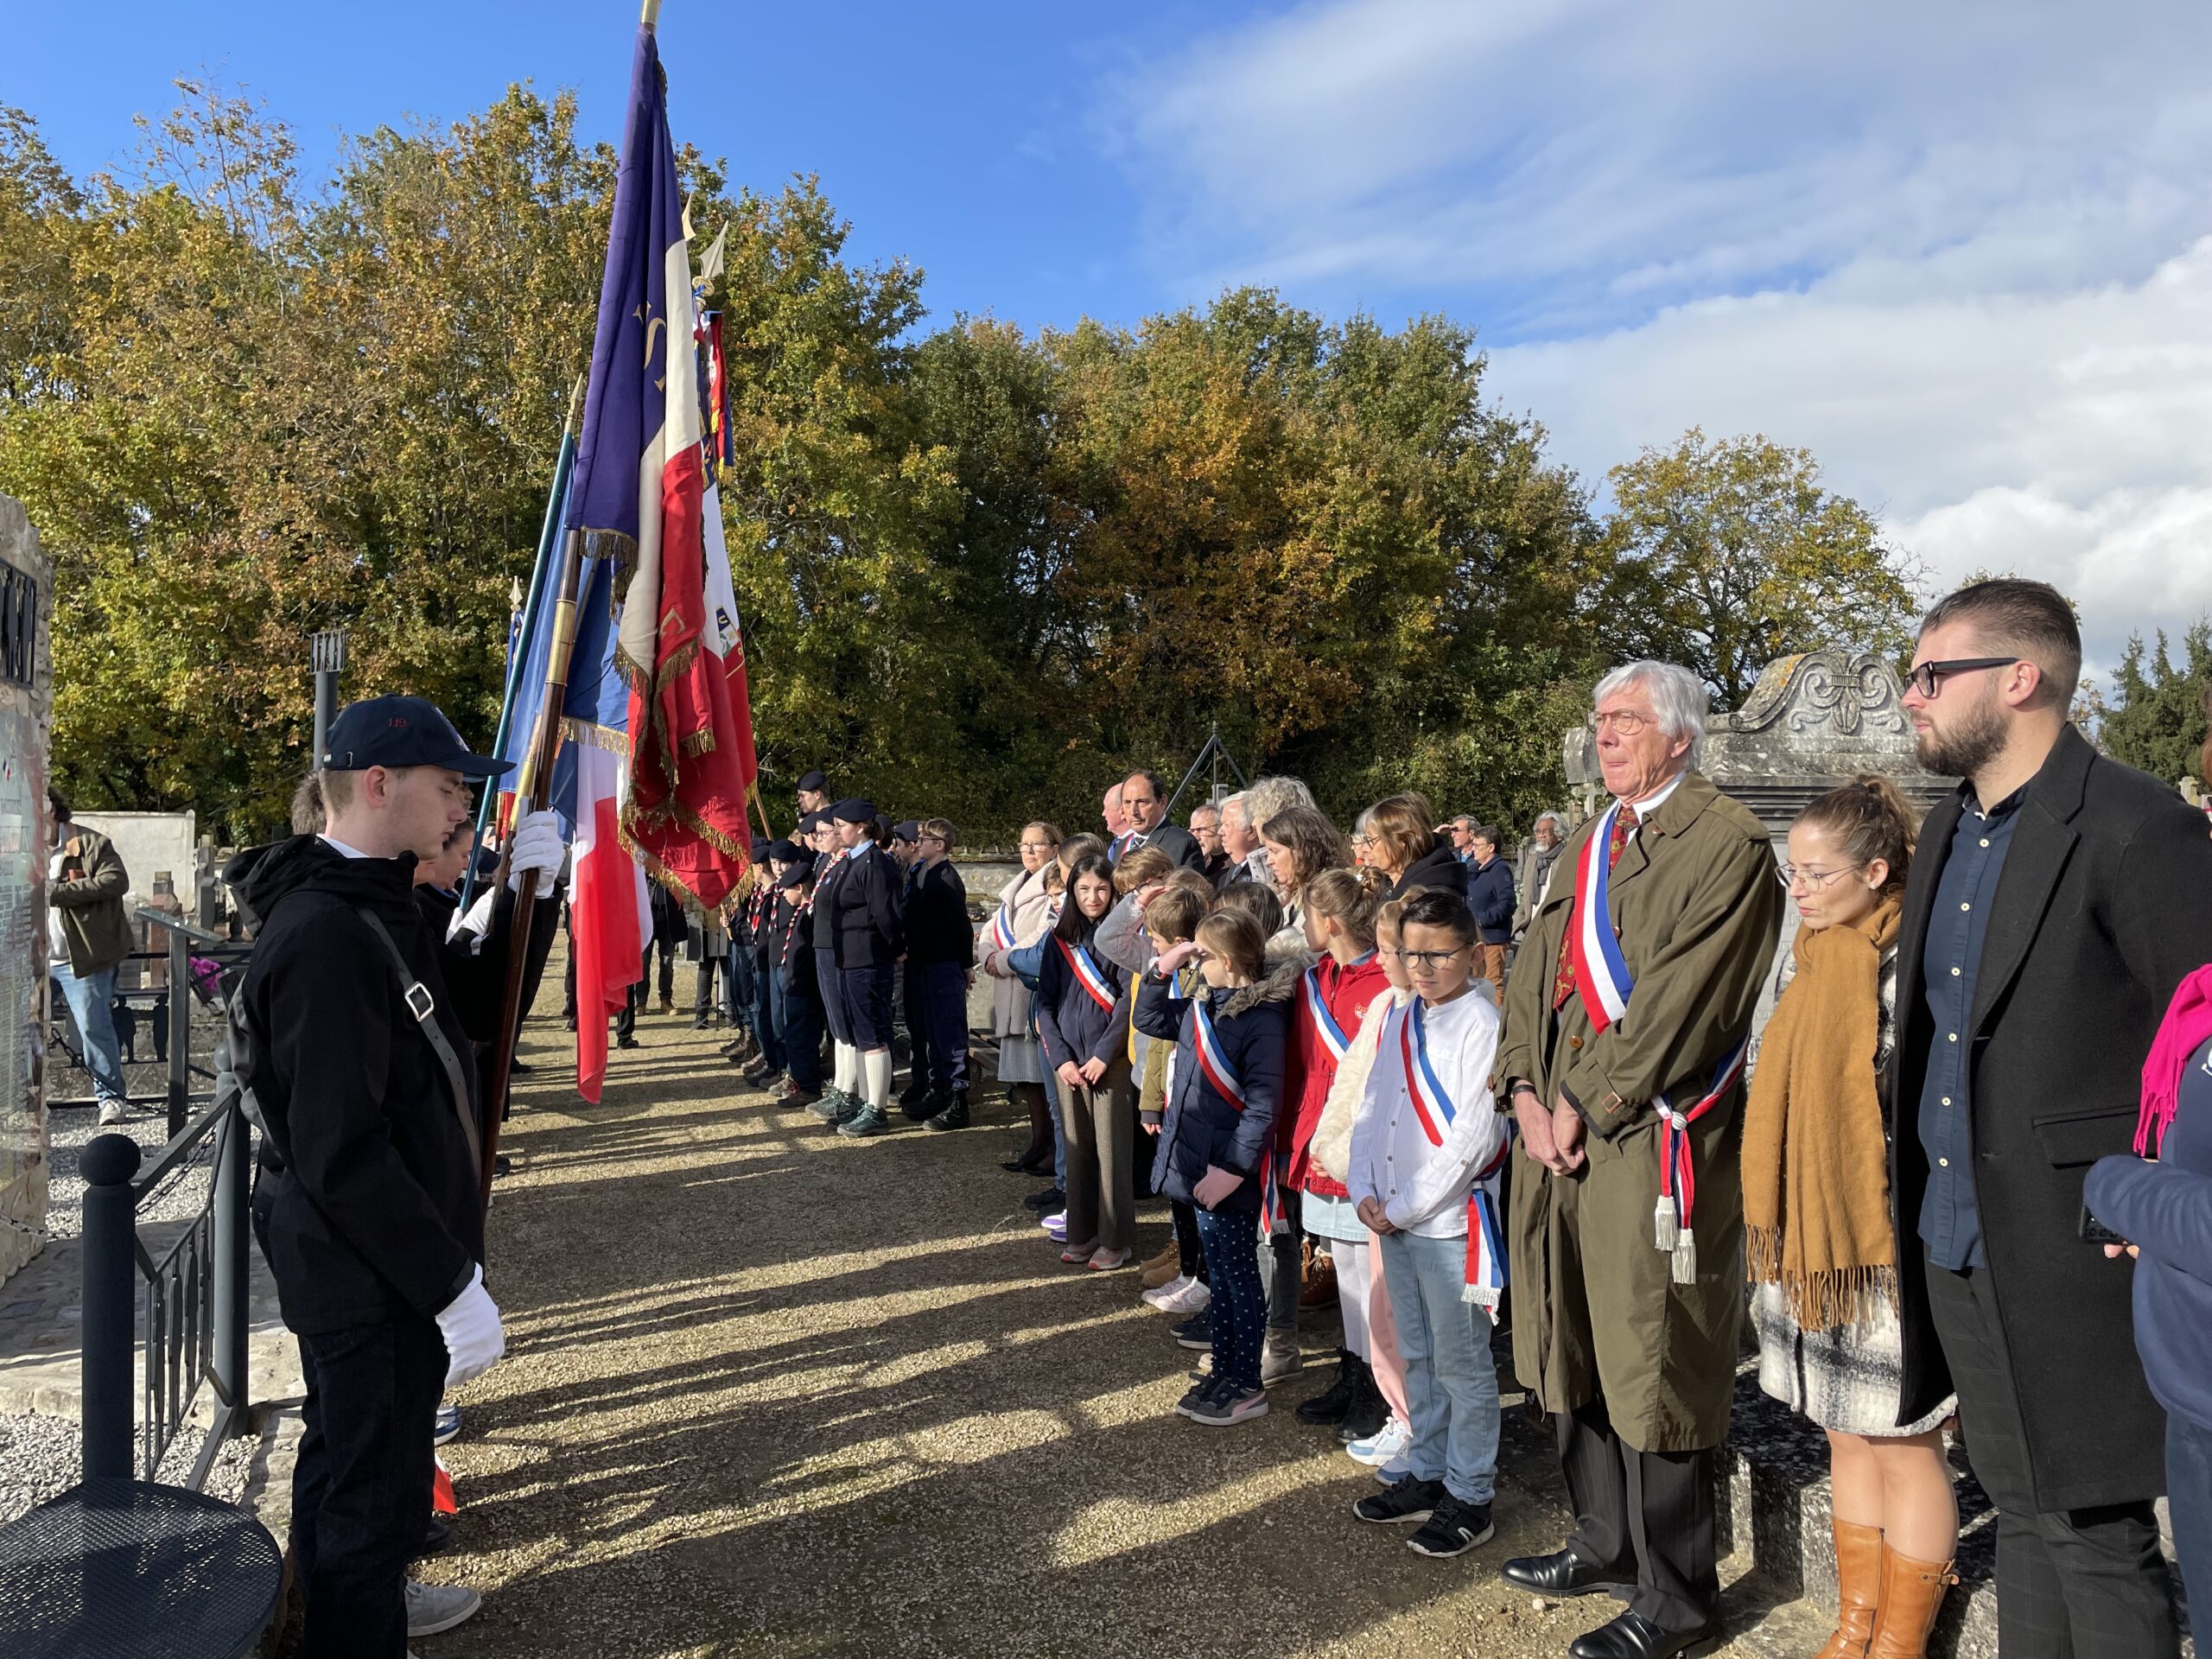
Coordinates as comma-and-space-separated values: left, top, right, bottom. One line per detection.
479, 527, 587, 1205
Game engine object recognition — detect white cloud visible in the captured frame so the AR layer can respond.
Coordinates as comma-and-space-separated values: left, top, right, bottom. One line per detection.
1104, 0, 2212, 680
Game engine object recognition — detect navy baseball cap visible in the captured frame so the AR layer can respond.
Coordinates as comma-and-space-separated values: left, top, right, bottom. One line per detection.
321, 696, 512, 779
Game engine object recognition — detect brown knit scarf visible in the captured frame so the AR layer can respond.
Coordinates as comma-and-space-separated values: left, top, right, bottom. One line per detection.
1741, 895, 1901, 1332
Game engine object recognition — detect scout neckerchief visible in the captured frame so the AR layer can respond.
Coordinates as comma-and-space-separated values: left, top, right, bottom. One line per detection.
1192, 988, 1278, 1230
1560, 796, 1754, 1285
1301, 950, 1376, 1065
1399, 996, 1515, 1321
778, 886, 813, 958
1056, 934, 1117, 1011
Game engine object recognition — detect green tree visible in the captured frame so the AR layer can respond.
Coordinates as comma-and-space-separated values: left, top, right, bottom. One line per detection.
2099, 622, 2212, 785
1601, 428, 1921, 705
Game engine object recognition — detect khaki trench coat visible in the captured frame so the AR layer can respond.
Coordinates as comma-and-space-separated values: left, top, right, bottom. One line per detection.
1494, 770, 1783, 1452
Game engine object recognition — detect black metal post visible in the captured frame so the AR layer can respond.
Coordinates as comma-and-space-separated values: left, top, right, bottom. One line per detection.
211, 1109, 249, 1431
311, 630, 348, 769
80, 1133, 142, 1483
166, 924, 189, 1140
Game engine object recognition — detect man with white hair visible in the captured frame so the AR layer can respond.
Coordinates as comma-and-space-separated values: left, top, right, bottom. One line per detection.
1215, 791, 1265, 892
1513, 811, 1571, 939
1494, 661, 1783, 1659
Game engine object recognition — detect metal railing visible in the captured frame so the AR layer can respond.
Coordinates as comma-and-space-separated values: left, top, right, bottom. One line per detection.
48, 906, 237, 1139
79, 910, 255, 1490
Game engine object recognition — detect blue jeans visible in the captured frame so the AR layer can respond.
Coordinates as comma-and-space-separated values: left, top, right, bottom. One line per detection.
2170, 1414, 2212, 1624
52, 964, 125, 1103
1194, 1205, 1267, 1391
1042, 1062, 1067, 1188
1381, 1229, 1501, 1504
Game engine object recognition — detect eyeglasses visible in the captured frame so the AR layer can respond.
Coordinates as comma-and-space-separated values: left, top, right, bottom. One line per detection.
1019, 840, 1056, 851
918, 834, 946, 846
1586, 710, 1651, 737
1777, 861, 1867, 892
1904, 657, 2018, 699
1349, 832, 1376, 849
1397, 947, 1466, 971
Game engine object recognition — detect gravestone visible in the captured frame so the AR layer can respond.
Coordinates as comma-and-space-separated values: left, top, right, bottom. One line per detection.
0, 493, 51, 1287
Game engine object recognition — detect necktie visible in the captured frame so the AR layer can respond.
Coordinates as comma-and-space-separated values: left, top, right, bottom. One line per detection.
1552, 804, 1639, 1011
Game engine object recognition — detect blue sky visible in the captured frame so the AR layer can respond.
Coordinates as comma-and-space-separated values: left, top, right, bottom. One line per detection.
14, 1, 2212, 681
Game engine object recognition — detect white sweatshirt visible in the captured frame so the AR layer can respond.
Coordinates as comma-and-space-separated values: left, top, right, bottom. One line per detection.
1348, 985, 1506, 1239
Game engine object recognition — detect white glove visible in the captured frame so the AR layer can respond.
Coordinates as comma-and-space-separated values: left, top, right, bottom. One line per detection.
447, 886, 499, 950
505, 809, 563, 899
434, 1265, 505, 1388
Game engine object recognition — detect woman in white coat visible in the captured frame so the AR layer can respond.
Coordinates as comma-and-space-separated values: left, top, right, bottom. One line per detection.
979, 821, 1063, 1173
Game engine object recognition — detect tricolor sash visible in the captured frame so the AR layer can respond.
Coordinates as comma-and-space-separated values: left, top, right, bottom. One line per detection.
1191, 996, 1246, 1108
1300, 954, 1374, 1064
1057, 937, 1117, 1012
987, 903, 1019, 953
1650, 1038, 1750, 1284
1566, 799, 1635, 1032
1396, 999, 1516, 1315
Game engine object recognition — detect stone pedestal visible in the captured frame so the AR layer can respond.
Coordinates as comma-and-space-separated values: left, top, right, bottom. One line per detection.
0, 493, 52, 1287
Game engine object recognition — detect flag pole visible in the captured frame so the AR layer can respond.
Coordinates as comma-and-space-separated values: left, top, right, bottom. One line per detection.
641, 0, 662, 28
479, 527, 587, 1204
463, 372, 585, 907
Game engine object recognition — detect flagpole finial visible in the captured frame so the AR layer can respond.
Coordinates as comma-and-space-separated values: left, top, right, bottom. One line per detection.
640, 0, 662, 27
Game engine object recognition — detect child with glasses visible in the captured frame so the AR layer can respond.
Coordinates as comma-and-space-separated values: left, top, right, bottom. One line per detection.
1139, 909, 1294, 1427
1348, 887, 1509, 1559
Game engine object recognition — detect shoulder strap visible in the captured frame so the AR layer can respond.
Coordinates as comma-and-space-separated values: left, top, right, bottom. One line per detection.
355, 906, 484, 1174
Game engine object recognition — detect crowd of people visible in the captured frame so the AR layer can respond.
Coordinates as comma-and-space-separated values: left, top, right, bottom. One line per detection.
212, 576, 2212, 1659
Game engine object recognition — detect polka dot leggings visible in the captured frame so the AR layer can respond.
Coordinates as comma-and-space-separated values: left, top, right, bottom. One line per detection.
1193, 1205, 1265, 1392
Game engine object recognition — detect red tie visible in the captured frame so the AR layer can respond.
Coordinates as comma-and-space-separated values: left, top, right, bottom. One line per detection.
1553, 805, 1638, 1011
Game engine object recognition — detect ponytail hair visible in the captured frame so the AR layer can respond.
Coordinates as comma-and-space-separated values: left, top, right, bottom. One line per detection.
1302, 868, 1379, 950
1795, 775, 1918, 894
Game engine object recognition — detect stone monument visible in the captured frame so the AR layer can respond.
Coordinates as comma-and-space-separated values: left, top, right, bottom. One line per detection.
0, 492, 51, 1287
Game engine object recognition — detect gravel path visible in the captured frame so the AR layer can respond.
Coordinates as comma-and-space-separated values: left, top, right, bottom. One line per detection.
410, 1007, 1821, 1659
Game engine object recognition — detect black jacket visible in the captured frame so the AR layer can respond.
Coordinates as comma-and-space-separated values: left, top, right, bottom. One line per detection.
826, 843, 906, 969
1463, 856, 1515, 944
412, 882, 518, 1044
1134, 964, 1292, 1210
770, 889, 815, 976
1389, 837, 1466, 903
230, 837, 486, 1338
1890, 726, 2212, 1508
1126, 821, 1207, 872
907, 861, 974, 967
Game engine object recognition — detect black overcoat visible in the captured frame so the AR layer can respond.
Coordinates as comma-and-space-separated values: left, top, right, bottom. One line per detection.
1890, 724, 2212, 1509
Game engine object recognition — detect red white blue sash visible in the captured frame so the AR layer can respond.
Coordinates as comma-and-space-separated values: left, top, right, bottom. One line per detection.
1191, 996, 1246, 1109
1397, 999, 1516, 1314
986, 903, 1019, 953
1056, 937, 1116, 1012
1649, 1037, 1750, 1283
1566, 800, 1635, 1032
1300, 953, 1373, 1065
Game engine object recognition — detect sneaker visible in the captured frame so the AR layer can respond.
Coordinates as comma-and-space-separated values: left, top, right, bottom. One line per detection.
777, 1087, 817, 1112
1347, 1416, 1413, 1467
1087, 1247, 1131, 1271
1154, 1277, 1212, 1316
1353, 1473, 1446, 1526
432, 1404, 462, 1446
1374, 1453, 1414, 1483
1339, 1366, 1389, 1441
404, 1580, 482, 1637
837, 1103, 890, 1138
1173, 1371, 1230, 1419
805, 1090, 847, 1123
1185, 1384, 1268, 1427
1261, 1333, 1304, 1385
1187, 1352, 1215, 1381
1172, 1311, 1213, 1351
98, 1101, 128, 1126
1021, 1185, 1065, 1213
1042, 1212, 1068, 1241
1058, 1240, 1101, 1264
923, 1092, 969, 1132
1406, 1495, 1494, 1558
1141, 1273, 1192, 1310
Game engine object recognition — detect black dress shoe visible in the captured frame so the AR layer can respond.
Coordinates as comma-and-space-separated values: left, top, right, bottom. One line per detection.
414, 1513, 452, 1559
1499, 1548, 1636, 1601
1567, 1609, 1715, 1659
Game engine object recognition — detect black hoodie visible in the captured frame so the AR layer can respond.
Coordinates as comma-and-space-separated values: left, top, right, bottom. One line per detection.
227, 836, 485, 1336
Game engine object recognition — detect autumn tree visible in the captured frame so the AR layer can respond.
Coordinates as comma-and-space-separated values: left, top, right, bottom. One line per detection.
1600, 428, 1921, 706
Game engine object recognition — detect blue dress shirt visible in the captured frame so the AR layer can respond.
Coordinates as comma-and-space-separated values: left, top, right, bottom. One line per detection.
1916, 784, 2024, 1269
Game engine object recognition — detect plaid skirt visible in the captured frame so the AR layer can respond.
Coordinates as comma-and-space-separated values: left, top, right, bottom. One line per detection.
1752, 1281, 1954, 1439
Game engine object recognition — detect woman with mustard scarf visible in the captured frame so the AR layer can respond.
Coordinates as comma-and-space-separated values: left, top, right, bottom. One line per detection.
1743, 779, 1959, 1659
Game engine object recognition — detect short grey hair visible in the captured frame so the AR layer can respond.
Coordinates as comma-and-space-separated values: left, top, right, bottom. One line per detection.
1593, 660, 1708, 768
1219, 791, 1250, 825
1243, 774, 1314, 830
1533, 810, 1569, 836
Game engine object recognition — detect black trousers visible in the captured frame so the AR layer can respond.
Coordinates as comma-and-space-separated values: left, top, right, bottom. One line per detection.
1557, 1397, 1719, 1635
900, 961, 932, 1095
1924, 1259, 2179, 1659
292, 1317, 446, 1659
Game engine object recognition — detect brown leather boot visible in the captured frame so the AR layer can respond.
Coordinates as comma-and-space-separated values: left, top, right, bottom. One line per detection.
1866, 1542, 1956, 1659
1814, 1519, 1884, 1659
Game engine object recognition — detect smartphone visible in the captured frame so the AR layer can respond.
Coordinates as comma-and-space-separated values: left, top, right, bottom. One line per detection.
2078, 1204, 2125, 1247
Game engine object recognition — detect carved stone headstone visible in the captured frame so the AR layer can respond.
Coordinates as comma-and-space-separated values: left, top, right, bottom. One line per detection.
0, 493, 51, 1287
